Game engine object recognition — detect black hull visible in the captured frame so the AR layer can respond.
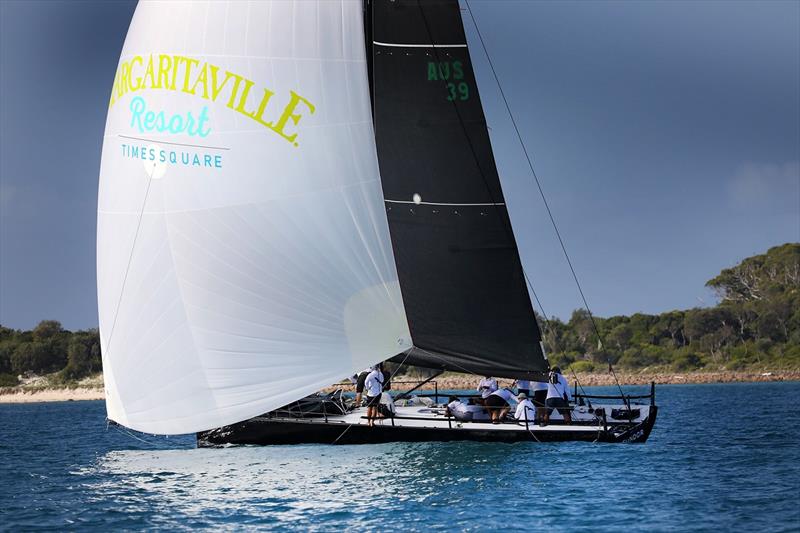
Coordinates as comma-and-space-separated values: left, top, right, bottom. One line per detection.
198, 406, 657, 447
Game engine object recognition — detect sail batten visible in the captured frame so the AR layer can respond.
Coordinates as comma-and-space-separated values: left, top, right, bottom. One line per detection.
373, 41, 468, 48
384, 200, 505, 206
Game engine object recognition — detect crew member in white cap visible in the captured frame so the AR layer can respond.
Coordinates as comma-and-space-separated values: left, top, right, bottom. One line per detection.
514, 392, 536, 423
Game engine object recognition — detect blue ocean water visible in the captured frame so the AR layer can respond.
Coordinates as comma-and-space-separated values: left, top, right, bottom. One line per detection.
1, 382, 798, 531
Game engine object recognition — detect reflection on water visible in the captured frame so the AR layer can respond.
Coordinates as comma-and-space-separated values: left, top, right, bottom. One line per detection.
82, 443, 519, 529
81, 440, 597, 530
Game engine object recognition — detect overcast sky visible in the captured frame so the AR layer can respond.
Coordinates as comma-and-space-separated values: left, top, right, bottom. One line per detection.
1, 0, 798, 331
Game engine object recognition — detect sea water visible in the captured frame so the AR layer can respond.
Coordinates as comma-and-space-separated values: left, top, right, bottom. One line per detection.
1, 382, 798, 531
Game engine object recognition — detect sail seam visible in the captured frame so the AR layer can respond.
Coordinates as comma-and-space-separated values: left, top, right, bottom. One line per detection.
373, 40, 466, 48
384, 199, 504, 206
98, 177, 382, 216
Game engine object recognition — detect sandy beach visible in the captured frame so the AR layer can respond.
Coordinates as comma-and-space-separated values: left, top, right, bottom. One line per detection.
1, 370, 798, 403
0, 387, 105, 403
349, 370, 800, 392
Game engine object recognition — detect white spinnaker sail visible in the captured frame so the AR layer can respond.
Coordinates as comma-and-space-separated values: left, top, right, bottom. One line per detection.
97, 1, 410, 435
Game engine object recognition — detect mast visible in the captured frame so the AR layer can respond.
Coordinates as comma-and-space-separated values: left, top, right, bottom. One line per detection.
369, 0, 547, 379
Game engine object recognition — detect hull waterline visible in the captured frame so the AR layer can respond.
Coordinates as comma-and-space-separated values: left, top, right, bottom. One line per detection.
197, 405, 657, 446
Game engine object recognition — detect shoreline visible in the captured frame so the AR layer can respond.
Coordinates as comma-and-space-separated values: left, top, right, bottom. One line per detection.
0, 387, 105, 403
1, 370, 798, 404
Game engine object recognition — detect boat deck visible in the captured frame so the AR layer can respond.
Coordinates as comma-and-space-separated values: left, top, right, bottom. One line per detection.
260, 402, 647, 432
197, 400, 656, 446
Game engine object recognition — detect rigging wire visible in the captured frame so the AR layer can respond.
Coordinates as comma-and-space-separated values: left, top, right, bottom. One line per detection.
415, 0, 594, 402
463, 0, 627, 402
102, 161, 157, 360
110, 422, 158, 447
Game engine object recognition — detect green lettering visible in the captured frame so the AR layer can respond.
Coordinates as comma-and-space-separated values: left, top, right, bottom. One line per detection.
446, 82, 456, 101
427, 62, 438, 81
458, 82, 469, 100
453, 61, 464, 80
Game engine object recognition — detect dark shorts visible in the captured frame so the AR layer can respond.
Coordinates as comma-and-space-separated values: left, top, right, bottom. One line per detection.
355, 371, 369, 394
533, 390, 547, 407
365, 394, 381, 407
485, 395, 509, 410
546, 396, 570, 416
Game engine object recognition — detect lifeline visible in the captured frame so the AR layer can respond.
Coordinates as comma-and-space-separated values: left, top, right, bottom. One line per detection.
109, 53, 315, 146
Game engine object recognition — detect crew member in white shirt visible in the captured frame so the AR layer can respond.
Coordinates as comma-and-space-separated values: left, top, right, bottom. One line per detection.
445, 395, 471, 421
514, 393, 536, 423
354, 366, 374, 407
364, 365, 385, 427
485, 387, 515, 424
543, 366, 572, 425
477, 376, 498, 404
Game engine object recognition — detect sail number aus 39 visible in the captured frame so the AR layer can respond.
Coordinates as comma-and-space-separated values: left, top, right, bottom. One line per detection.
427, 61, 470, 101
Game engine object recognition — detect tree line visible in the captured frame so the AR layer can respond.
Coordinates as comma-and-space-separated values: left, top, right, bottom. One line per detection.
0, 243, 797, 387
544, 243, 800, 372
0, 321, 100, 386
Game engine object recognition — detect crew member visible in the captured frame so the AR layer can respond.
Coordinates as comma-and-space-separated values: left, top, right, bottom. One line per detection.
485, 387, 514, 424
445, 395, 471, 421
364, 364, 385, 427
543, 366, 572, 425
514, 393, 536, 423
477, 376, 498, 403
354, 366, 373, 406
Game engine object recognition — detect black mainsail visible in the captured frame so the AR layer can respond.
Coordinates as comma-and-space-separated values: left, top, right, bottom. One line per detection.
369, 0, 547, 379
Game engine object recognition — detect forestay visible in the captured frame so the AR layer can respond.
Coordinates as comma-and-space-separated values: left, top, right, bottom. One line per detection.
97, 0, 410, 435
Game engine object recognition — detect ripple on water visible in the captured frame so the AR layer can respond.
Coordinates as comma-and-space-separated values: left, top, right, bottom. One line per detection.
0, 383, 799, 530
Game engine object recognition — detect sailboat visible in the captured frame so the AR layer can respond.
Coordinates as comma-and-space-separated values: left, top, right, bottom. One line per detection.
97, 0, 657, 446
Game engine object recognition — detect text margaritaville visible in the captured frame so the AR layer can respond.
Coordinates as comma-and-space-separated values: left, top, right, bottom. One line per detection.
110, 54, 316, 146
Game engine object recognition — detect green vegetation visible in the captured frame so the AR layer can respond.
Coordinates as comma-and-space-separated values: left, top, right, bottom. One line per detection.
0, 244, 797, 385
546, 243, 800, 373
0, 321, 101, 385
